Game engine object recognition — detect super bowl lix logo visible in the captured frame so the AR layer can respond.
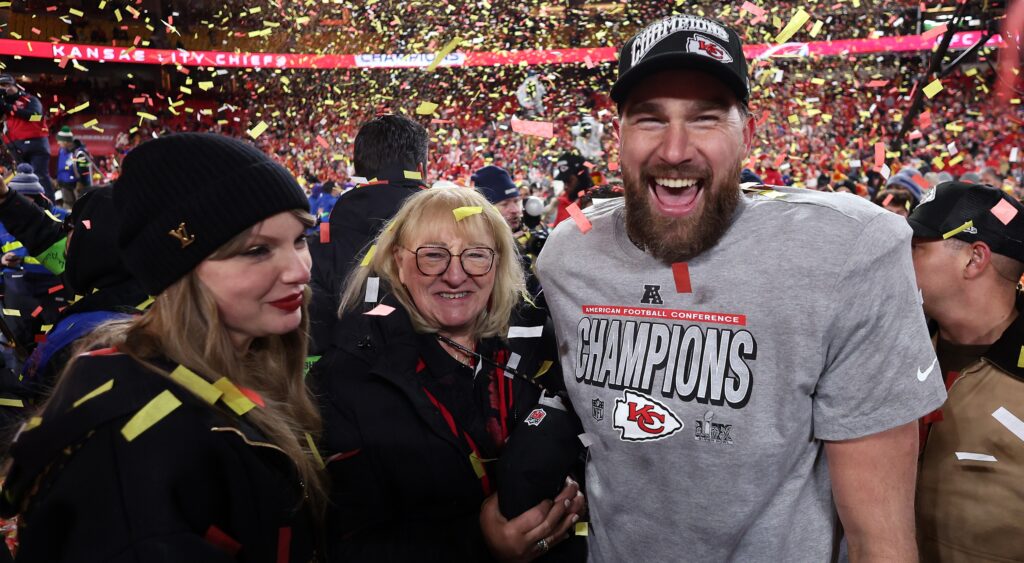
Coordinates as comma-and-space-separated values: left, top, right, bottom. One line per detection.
613, 390, 683, 442
694, 410, 733, 445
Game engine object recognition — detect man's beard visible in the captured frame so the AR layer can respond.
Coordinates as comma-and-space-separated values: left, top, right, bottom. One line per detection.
623, 158, 743, 264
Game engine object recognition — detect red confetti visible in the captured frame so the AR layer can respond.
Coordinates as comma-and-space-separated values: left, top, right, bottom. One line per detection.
315, 135, 330, 149
671, 262, 692, 293
204, 525, 242, 556
277, 527, 292, 563
30, 306, 42, 318
882, 193, 894, 207
86, 346, 119, 356
325, 448, 362, 464
319, 222, 330, 243
237, 385, 266, 408
82, 219, 92, 230
48, 284, 64, 294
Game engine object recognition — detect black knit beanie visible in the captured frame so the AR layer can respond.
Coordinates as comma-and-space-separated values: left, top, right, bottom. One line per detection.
114, 133, 308, 295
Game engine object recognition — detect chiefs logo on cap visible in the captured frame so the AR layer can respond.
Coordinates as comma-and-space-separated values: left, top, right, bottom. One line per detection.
685, 33, 733, 63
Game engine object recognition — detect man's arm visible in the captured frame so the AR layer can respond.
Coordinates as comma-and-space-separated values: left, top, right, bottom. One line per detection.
11, 93, 42, 120
825, 421, 919, 563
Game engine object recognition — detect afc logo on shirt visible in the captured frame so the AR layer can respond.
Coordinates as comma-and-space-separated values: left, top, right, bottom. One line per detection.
640, 284, 663, 305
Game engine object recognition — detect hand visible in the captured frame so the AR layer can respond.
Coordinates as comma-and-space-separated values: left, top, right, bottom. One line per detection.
480, 478, 585, 563
1, 253, 22, 268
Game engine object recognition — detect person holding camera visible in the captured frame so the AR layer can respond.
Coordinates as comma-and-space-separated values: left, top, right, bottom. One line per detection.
0, 75, 54, 202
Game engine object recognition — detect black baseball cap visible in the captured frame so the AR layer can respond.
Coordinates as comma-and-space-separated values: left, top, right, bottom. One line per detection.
554, 152, 587, 182
0, 74, 15, 86
612, 15, 749, 106
908, 181, 1024, 262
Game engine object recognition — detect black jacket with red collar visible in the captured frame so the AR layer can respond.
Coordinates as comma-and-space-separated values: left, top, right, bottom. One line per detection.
0, 351, 318, 563
308, 296, 548, 562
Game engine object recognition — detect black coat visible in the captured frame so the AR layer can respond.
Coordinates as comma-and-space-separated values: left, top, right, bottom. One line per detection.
0, 187, 148, 452
308, 297, 546, 562
0, 352, 319, 563
307, 179, 423, 354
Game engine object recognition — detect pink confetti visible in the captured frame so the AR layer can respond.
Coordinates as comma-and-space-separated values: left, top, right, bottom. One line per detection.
364, 304, 395, 316
991, 198, 1020, 225
921, 23, 948, 41
566, 202, 592, 234
741, 1, 766, 17
510, 117, 554, 138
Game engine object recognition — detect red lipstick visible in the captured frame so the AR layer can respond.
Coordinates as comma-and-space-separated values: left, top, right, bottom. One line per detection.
269, 293, 303, 311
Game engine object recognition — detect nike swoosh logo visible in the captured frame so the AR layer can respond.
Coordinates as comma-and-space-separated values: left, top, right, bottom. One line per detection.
917, 358, 938, 382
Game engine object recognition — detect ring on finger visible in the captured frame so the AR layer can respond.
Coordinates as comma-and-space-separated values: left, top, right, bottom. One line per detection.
535, 538, 549, 553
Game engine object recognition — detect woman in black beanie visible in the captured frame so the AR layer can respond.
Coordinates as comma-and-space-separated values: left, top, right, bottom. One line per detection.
0, 133, 326, 562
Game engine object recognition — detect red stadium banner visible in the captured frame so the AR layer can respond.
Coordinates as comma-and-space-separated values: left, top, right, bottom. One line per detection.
50, 114, 136, 156
0, 31, 1005, 70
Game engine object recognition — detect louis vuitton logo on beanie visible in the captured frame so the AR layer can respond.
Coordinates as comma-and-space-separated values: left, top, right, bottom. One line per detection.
168, 222, 196, 248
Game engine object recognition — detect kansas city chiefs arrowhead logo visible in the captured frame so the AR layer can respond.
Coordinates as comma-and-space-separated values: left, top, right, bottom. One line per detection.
685, 33, 733, 63
613, 390, 683, 442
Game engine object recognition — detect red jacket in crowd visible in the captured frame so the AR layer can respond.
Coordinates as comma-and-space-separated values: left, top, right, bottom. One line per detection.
2, 89, 48, 143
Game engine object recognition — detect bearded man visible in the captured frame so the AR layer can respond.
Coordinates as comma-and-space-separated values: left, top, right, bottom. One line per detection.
533, 14, 945, 562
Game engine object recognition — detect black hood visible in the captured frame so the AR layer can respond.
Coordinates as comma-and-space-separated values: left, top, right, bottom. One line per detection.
65, 186, 135, 293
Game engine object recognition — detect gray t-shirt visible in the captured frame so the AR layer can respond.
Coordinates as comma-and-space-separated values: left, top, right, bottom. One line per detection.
536, 188, 947, 562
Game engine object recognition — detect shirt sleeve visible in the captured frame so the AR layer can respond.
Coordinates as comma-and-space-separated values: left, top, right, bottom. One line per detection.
813, 212, 947, 441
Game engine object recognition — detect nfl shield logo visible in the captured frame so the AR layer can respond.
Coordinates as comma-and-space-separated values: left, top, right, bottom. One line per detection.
592, 398, 605, 421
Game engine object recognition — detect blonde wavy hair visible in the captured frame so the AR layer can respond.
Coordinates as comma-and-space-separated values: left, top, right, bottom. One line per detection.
340, 186, 525, 339
59, 209, 327, 516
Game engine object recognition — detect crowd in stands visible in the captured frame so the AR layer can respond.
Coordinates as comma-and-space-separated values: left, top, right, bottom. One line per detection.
21, 45, 1021, 211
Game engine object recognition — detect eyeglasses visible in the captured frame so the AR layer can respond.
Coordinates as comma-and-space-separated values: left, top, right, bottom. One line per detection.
401, 246, 496, 277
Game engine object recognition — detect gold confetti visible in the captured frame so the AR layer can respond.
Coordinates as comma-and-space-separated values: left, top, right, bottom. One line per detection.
72, 379, 114, 408
775, 9, 811, 43
942, 220, 973, 240
121, 390, 181, 442
452, 206, 483, 221
426, 36, 463, 72
247, 121, 269, 139
922, 79, 943, 99
415, 101, 438, 115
